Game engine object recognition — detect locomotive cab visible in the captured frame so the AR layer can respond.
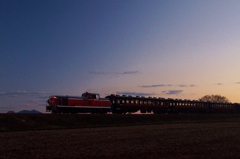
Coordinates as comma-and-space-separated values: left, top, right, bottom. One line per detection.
82, 92, 100, 99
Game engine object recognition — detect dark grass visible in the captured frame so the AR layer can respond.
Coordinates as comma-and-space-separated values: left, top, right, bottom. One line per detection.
1, 113, 240, 132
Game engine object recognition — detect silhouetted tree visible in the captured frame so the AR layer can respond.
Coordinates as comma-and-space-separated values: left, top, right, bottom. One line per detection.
199, 95, 229, 103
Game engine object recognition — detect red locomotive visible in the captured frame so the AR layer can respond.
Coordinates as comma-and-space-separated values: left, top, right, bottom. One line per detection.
46, 92, 240, 114
46, 92, 111, 114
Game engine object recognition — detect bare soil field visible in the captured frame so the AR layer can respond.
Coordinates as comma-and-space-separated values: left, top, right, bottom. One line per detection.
1, 114, 240, 159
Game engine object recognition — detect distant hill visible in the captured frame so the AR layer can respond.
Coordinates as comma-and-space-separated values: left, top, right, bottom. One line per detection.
17, 110, 42, 114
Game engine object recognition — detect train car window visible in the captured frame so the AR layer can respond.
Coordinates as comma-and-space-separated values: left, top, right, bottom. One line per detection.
122, 99, 125, 104
135, 99, 139, 104
117, 100, 120, 104
148, 100, 151, 105
126, 99, 129, 104
143, 100, 147, 105
152, 101, 155, 105
140, 100, 143, 104
131, 99, 134, 104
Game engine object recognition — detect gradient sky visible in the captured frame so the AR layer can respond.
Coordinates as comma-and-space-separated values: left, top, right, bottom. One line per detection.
1, 0, 240, 113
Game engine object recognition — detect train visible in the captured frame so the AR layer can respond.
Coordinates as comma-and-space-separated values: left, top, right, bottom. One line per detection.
46, 92, 240, 114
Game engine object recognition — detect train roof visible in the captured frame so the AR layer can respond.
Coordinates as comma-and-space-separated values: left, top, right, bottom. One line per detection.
105, 94, 233, 104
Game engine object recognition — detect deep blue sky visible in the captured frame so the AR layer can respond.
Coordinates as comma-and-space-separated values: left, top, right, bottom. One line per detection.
1, 0, 240, 113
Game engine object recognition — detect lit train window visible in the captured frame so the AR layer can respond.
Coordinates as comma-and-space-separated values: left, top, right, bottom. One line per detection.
122, 100, 125, 104
148, 100, 151, 105
135, 100, 139, 104
131, 100, 134, 104
126, 99, 129, 104
140, 100, 143, 104
144, 100, 147, 105
117, 100, 120, 104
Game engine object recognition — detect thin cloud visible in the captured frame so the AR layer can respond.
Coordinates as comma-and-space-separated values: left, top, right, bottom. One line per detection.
178, 85, 187, 87
89, 70, 139, 75
140, 84, 167, 88
120, 71, 139, 75
0, 91, 51, 97
236, 82, 240, 84
216, 83, 223, 85
116, 92, 156, 97
162, 90, 183, 95
140, 84, 196, 88
178, 84, 196, 87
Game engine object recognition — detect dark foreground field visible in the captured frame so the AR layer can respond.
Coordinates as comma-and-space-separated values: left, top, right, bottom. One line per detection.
1, 114, 240, 159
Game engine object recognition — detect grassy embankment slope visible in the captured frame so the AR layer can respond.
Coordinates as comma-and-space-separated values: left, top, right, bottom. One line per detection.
1, 114, 240, 132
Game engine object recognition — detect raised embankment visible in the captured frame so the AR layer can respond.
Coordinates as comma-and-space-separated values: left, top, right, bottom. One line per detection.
1, 114, 240, 132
